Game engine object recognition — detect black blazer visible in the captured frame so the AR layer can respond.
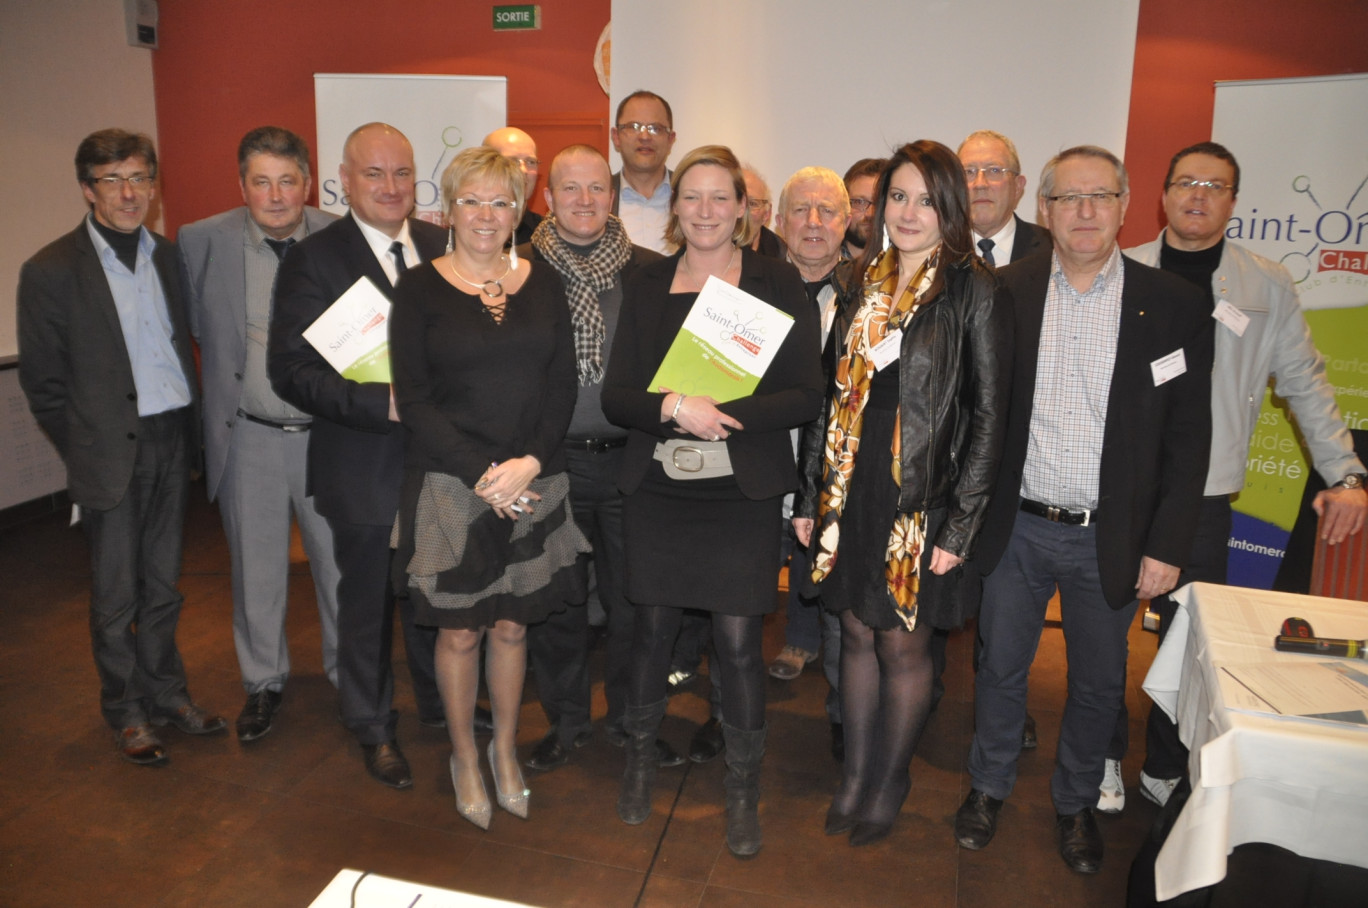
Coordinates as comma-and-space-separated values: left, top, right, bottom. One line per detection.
601, 247, 824, 500
267, 213, 447, 526
1008, 215, 1050, 263
17, 220, 200, 510
975, 249, 1214, 609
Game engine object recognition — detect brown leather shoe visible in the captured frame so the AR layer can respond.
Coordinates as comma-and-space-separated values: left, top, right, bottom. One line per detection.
363, 741, 413, 789
153, 704, 228, 736
116, 725, 169, 766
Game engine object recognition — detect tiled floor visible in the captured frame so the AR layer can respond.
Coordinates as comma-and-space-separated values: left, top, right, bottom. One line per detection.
1, 488, 1170, 907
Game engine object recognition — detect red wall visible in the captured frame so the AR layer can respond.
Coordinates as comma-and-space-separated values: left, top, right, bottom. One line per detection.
1121, 0, 1368, 246
152, 0, 611, 234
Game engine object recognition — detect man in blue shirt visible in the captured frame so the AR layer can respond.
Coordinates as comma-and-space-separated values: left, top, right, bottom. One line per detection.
18, 129, 225, 767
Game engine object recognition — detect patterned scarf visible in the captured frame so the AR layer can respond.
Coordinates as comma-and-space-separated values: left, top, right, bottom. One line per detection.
810, 246, 938, 631
531, 214, 633, 385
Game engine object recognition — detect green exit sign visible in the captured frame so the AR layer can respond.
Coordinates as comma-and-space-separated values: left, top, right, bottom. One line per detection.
493, 5, 540, 30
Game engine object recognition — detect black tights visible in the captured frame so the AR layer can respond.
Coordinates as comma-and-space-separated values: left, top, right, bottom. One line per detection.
831, 610, 936, 825
629, 605, 766, 731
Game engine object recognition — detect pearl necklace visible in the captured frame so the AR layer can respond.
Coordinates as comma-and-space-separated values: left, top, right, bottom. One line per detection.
448, 253, 512, 298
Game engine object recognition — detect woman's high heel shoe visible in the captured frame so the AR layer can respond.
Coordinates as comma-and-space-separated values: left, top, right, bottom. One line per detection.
488, 741, 530, 819
451, 754, 491, 830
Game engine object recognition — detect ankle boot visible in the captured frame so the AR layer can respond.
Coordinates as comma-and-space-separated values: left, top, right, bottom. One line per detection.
722, 722, 765, 858
617, 698, 666, 825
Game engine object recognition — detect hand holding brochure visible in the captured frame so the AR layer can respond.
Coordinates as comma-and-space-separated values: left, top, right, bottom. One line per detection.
648, 275, 795, 402
302, 276, 393, 383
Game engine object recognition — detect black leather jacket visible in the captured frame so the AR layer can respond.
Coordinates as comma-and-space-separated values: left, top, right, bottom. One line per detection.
795, 253, 1012, 559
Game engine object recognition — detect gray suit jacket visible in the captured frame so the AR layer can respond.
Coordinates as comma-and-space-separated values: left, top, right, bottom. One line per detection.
18, 219, 200, 510
178, 205, 338, 499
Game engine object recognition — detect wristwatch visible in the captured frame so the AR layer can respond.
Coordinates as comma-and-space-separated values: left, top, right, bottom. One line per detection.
1334, 473, 1367, 489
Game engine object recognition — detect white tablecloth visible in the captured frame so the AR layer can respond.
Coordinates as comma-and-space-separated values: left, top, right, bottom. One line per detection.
1142, 582, 1368, 901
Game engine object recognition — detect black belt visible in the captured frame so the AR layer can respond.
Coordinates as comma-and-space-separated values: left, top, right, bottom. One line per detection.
238, 409, 310, 433
1021, 498, 1097, 526
563, 436, 628, 454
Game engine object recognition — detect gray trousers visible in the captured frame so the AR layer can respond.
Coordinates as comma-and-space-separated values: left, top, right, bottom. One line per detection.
217, 418, 341, 694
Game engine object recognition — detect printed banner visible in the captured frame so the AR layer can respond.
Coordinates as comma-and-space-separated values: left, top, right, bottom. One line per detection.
1212, 73, 1368, 587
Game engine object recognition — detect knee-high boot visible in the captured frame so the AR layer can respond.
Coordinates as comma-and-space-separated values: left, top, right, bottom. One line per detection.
722, 722, 765, 857
618, 698, 666, 825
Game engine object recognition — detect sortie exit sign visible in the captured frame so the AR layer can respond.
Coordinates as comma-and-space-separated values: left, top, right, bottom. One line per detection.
493, 5, 541, 30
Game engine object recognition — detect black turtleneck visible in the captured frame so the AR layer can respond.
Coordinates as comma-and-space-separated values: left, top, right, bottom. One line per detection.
90, 217, 143, 273
1159, 236, 1222, 311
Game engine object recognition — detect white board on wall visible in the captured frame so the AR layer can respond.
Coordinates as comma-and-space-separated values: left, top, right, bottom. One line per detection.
314, 74, 508, 227
607, 0, 1140, 225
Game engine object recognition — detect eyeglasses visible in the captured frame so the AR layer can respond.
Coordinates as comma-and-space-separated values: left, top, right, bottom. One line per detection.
849, 198, 875, 213
453, 197, 518, 213
510, 155, 540, 170
1167, 179, 1233, 195
747, 198, 770, 212
616, 122, 671, 137
87, 174, 153, 191
963, 166, 1017, 184
1045, 191, 1124, 209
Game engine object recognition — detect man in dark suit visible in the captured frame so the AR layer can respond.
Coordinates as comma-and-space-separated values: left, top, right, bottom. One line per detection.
268, 123, 446, 789
179, 126, 341, 744
18, 129, 225, 766
520, 144, 680, 773
952, 146, 1213, 875
958, 130, 1051, 267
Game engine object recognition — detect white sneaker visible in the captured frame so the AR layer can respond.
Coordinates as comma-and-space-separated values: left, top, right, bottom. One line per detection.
1138, 770, 1181, 807
1097, 758, 1126, 814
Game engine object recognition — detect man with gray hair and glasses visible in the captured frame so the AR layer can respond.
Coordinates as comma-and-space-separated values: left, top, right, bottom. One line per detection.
954, 145, 1213, 875
957, 130, 1050, 267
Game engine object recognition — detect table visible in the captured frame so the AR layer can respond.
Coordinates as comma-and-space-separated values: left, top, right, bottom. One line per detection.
1141, 582, 1368, 901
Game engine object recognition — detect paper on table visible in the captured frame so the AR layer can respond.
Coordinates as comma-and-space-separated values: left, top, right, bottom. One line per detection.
648, 275, 795, 402
1220, 662, 1368, 726
302, 276, 393, 383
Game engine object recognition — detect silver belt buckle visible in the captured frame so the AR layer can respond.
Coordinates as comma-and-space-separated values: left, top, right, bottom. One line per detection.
671, 445, 704, 472
1046, 505, 1061, 522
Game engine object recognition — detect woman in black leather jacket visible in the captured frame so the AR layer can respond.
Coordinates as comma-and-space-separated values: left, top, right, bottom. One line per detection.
793, 140, 1012, 845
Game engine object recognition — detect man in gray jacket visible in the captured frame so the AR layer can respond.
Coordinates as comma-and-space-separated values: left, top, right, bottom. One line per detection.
179, 127, 341, 743
1101, 141, 1366, 814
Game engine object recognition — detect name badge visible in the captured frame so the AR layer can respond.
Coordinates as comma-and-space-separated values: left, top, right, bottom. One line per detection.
870, 330, 902, 372
1150, 348, 1187, 386
1213, 300, 1250, 337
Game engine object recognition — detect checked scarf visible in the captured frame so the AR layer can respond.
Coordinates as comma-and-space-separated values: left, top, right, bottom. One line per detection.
810, 246, 938, 631
531, 214, 633, 386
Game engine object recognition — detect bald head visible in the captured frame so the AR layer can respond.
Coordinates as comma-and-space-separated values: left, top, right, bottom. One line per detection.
340, 123, 415, 237
484, 126, 539, 198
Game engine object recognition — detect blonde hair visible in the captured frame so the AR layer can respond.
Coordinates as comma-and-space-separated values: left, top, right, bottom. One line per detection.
440, 146, 524, 216
663, 145, 750, 250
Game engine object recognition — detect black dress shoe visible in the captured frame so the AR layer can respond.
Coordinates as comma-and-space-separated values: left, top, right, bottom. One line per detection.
954, 788, 1003, 850
655, 739, 686, 768
849, 820, 894, 847
688, 717, 725, 763
824, 803, 857, 836
474, 705, 494, 733
524, 728, 590, 772
236, 690, 282, 743
116, 725, 168, 766
1022, 713, 1038, 749
363, 741, 413, 789
153, 704, 228, 736
1056, 807, 1103, 873
830, 722, 845, 762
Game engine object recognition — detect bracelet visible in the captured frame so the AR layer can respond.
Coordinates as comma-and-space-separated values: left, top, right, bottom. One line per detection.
671, 393, 686, 421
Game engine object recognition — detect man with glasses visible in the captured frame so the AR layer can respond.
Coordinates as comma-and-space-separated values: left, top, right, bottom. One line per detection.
841, 158, 884, 261
19, 129, 225, 766
178, 127, 342, 745
610, 90, 677, 253
954, 146, 1213, 874
269, 123, 448, 790
742, 166, 785, 258
1098, 141, 1367, 813
958, 130, 1050, 267
483, 127, 543, 245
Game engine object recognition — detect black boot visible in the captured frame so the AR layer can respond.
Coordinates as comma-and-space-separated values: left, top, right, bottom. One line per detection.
722, 722, 765, 858
618, 699, 666, 825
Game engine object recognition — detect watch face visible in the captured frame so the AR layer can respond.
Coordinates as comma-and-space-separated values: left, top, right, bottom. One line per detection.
1343, 474, 1365, 489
